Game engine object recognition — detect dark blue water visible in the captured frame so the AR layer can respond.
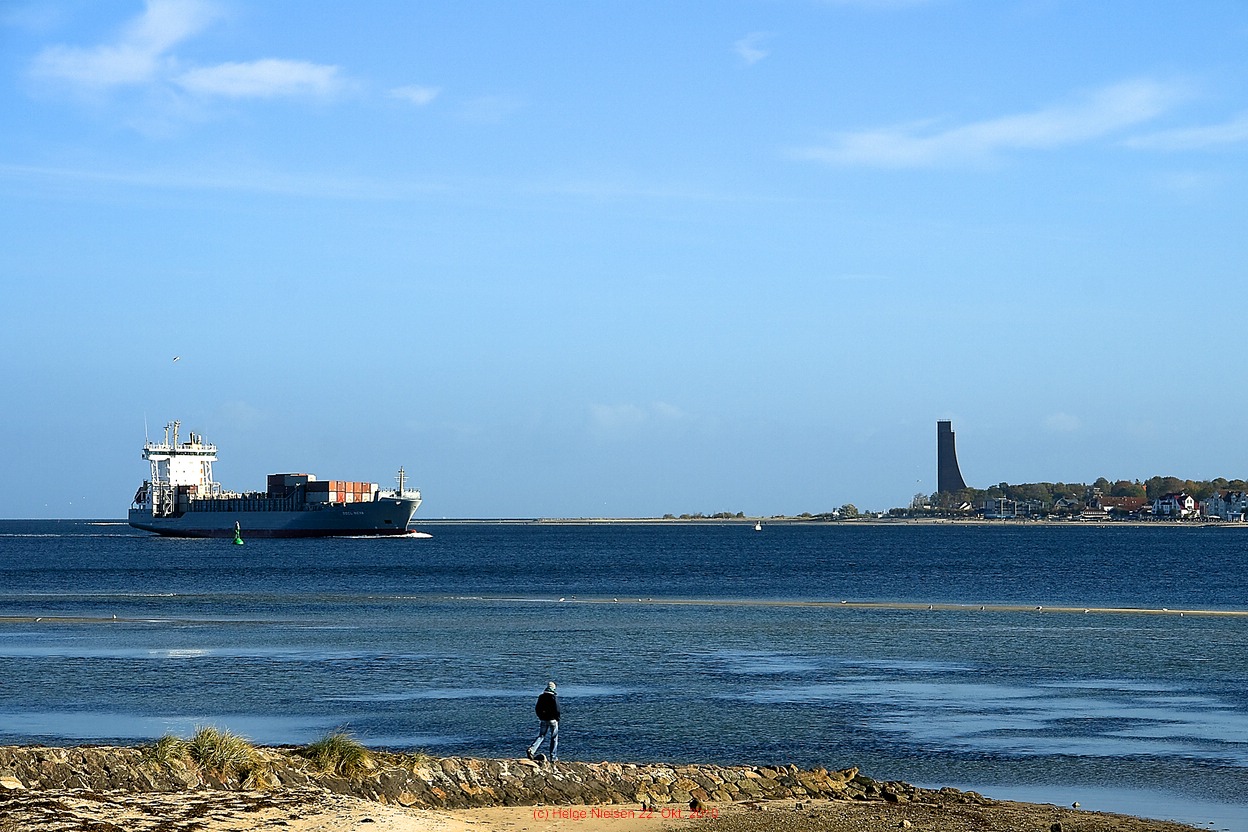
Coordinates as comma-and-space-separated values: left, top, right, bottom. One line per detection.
1, 520, 1245, 829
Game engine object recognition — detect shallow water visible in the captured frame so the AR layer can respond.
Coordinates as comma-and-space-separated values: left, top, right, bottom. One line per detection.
1, 520, 1245, 830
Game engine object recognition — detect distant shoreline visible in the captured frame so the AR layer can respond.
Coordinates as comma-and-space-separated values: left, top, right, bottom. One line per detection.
6, 517, 1247, 529
416, 516, 1247, 528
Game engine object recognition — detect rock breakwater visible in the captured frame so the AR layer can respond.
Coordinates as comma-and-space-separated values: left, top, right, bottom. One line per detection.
0, 745, 988, 811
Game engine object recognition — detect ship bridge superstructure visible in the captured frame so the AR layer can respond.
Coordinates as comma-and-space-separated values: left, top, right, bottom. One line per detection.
134, 421, 222, 517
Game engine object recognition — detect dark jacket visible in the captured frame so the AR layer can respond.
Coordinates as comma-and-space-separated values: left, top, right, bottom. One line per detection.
535, 691, 560, 721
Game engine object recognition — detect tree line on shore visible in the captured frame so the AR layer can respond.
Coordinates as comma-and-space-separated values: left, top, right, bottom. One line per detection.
925, 475, 1248, 513
660, 476, 1246, 520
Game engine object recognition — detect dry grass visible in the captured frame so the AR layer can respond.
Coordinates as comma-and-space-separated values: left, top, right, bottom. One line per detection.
141, 734, 189, 768
139, 727, 275, 788
300, 731, 375, 778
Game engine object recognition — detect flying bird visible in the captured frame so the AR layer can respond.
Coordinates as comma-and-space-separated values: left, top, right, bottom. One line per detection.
172, 356, 181, 362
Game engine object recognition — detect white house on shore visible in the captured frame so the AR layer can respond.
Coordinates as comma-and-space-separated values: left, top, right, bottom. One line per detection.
1153, 493, 1199, 518
1202, 491, 1248, 521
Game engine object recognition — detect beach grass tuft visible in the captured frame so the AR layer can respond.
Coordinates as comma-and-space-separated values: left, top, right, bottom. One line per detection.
141, 733, 189, 768
301, 731, 375, 778
186, 726, 270, 784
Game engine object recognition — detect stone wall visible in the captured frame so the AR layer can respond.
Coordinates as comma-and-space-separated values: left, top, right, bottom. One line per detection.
0, 746, 990, 811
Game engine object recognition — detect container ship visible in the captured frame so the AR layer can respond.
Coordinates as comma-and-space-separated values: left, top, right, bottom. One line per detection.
128, 421, 422, 538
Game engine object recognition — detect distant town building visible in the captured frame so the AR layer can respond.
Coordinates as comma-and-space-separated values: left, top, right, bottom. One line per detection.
1097, 496, 1149, 517
936, 420, 969, 493
1153, 493, 1199, 519
984, 497, 1017, 519
1051, 497, 1081, 515
1202, 491, 1248, 522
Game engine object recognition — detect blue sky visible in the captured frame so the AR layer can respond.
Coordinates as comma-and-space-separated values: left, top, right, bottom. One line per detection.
2, 0, 1246, 519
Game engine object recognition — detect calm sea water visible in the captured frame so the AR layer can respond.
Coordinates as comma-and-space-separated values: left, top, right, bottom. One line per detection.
1, 520, 1245, 830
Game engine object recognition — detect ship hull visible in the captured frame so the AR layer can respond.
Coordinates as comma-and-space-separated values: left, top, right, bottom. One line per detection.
128, 497, 421, 538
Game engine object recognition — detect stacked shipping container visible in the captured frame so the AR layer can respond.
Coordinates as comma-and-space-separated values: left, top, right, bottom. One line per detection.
264, 473, 378, 503
306, 479, 378, 504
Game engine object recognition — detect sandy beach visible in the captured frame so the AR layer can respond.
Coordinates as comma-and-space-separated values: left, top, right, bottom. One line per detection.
0, 788, 1208, 832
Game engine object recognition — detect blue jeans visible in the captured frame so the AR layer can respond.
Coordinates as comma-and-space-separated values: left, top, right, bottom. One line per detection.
528, 719, 558, 761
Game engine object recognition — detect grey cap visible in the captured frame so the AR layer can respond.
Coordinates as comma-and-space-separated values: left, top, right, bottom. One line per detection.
545, 681, 557, 693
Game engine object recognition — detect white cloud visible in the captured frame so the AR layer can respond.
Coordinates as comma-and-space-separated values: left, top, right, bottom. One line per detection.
390, 85, 440, 106
175, 59, 342, 98
1124, 113, 1248, 151
735, 32, 771, 66
30, 0, 217, 89
795, 80, 1184, 168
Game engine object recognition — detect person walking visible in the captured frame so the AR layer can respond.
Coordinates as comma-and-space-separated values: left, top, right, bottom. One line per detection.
526, 681, 560, 763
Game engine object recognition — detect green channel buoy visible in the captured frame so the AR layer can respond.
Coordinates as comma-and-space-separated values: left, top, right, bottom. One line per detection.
232, 522, 244, 545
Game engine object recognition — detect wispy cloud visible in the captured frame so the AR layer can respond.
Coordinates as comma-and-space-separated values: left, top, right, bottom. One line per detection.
1044, 412, 1081, 433
589, 402, 690, 440
175, 59, 342, 98
390, 85, 441, 106
30, 0, 217, 89
1151, 170, 1225, 199
1124, 113, 1248, 151
734, 32, 771, 66
0, 161, 781, 206
0, 161, 446, 201
795, 80, 1184, 168
29, 0, 342, 103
